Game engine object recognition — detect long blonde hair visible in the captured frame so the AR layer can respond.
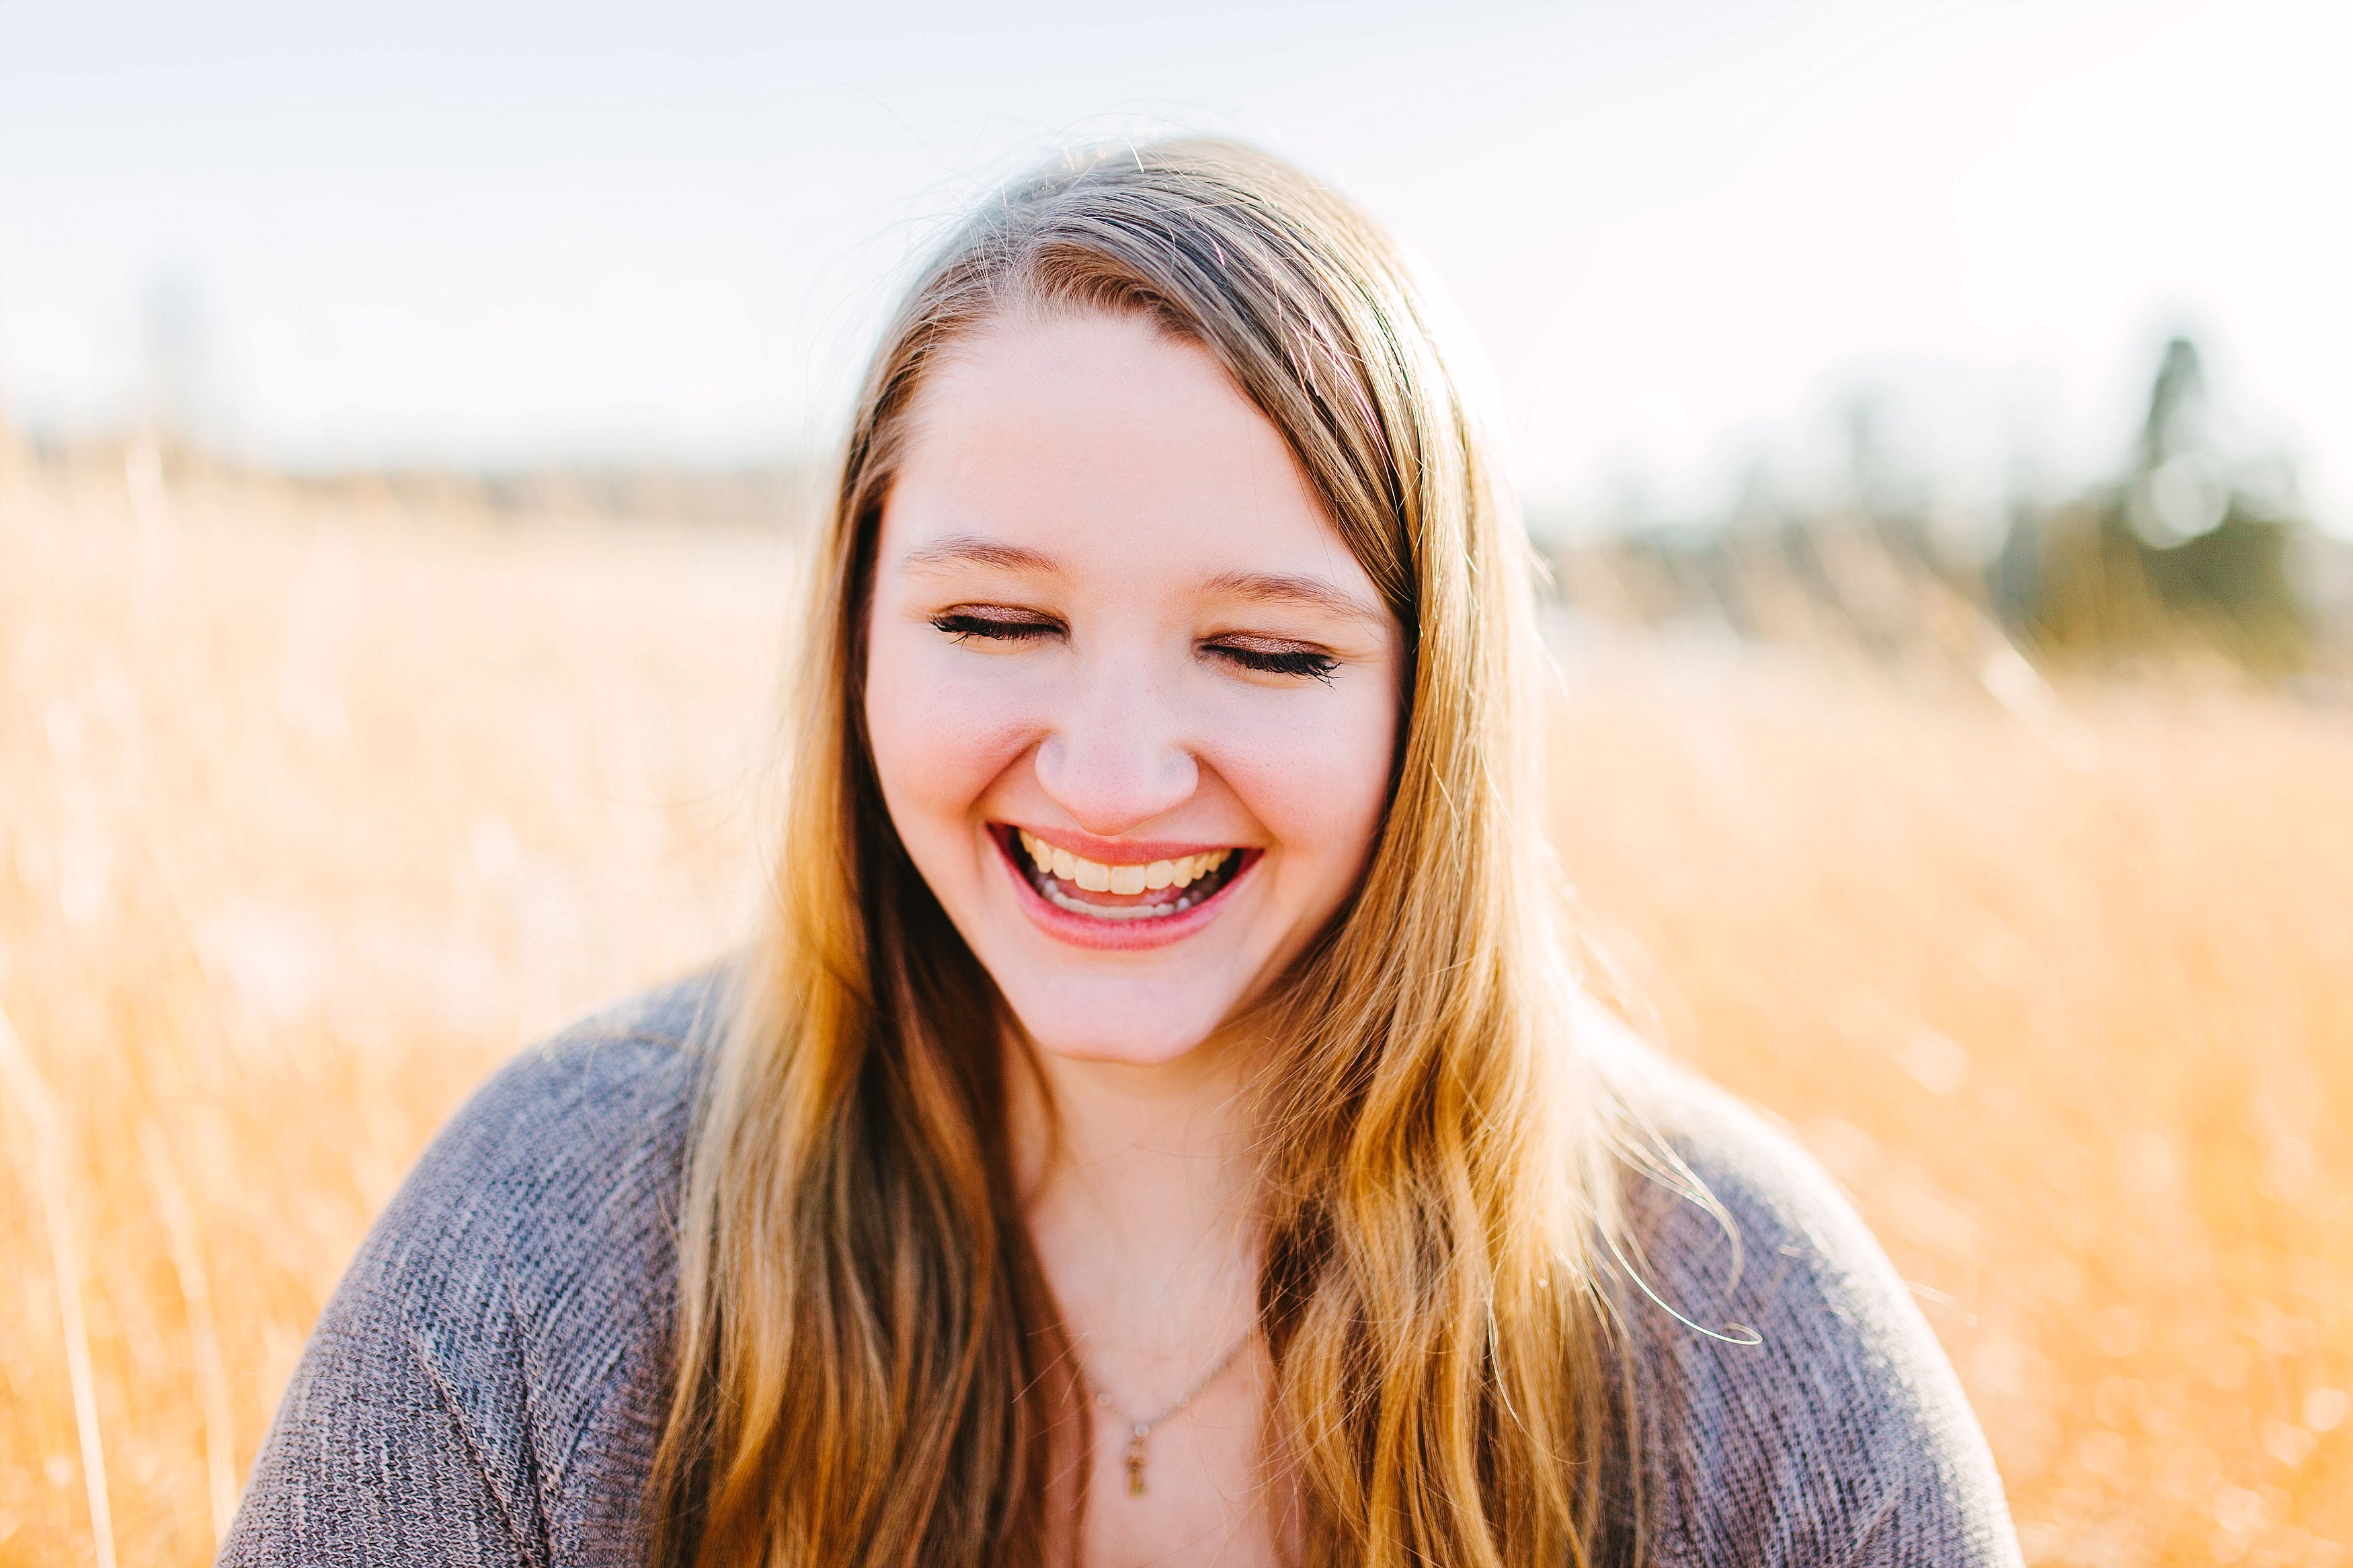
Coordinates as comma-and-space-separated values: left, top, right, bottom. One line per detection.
650, 138, 1634, 1567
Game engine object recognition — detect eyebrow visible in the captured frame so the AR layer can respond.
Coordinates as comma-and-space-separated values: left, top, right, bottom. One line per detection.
1204, 569, 1388, 628
898, 535, 1061, 575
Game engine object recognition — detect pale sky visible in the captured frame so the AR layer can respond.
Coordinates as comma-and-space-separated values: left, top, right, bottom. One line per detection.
3, 0, 2348, 534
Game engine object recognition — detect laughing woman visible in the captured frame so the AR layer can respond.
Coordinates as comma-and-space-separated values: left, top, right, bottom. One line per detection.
222, 142, 2021, 1567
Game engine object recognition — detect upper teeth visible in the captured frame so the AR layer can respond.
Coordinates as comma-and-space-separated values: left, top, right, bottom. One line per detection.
1018, 829, 1233, 894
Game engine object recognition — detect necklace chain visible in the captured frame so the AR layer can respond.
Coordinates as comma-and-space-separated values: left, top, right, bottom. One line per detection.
1090, 1330, 1254, 1499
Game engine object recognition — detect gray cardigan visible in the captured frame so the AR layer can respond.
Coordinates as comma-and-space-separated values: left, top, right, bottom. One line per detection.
220, 971, 2022, 1565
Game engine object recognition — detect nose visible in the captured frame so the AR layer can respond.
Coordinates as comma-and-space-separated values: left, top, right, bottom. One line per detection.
1031, 657, 1200, 838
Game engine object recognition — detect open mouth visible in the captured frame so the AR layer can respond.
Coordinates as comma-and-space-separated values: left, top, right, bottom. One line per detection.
996, 825, 1253, 923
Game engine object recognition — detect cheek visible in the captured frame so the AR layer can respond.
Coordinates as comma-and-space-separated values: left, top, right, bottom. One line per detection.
862, 621, 1036, 855
1208, 685, 1396, 893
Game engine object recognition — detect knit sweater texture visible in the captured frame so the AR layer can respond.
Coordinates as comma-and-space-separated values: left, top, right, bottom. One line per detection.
220, 969, 2022, 1565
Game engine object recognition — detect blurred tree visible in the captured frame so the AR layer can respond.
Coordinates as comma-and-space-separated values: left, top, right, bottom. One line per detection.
1994, 337, 2312, 676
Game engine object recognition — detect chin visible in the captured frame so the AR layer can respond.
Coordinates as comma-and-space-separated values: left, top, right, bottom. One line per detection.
1002, 982, 1240, 1069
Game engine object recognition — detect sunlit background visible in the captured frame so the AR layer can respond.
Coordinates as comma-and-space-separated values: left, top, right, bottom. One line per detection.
7, 0, 2352, 528
3, 3, 2350, 1565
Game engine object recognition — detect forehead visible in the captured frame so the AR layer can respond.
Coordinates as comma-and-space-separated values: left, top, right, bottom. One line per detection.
883, 311, 1371, 593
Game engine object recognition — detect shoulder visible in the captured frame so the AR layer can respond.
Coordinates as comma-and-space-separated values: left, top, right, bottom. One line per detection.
223, 966, 725, 1565
397, 966, 722, 1249
362, 961, 728, 1409
354, 966, 721, 1344
1587, 1010, 2022, 1567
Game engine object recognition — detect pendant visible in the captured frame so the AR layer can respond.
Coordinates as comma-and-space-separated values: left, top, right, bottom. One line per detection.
1125, 1434, 1149, 1496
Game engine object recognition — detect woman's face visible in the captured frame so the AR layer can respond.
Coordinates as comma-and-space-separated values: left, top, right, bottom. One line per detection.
864, 309, 1404, 1067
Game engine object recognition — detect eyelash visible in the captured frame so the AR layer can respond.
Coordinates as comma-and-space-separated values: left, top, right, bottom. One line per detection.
930, 610, 1056, 643
927, 613, 1340, 684
1215, 645, 1339, 683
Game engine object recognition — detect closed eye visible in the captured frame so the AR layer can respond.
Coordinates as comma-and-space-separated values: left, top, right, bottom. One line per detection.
930, 608, 1062, 643
1205, 638, 1340, 684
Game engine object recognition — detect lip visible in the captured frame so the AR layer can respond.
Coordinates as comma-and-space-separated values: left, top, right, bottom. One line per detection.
991, 824, 1258, 952
1004, 823, 1242, 866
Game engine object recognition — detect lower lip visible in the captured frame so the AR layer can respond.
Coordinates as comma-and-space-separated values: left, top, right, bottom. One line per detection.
994, 831, 1255, 952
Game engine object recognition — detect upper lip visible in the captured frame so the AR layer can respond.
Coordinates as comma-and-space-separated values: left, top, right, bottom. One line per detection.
999, 823, 1251, 866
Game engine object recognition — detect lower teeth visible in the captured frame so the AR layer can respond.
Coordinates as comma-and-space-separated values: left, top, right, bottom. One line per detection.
1032, 870, 1219, 921
1026, 860, 1242, 921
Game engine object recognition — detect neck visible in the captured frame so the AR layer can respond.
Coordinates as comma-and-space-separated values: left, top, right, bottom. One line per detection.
1013, 1028, 1265, 1385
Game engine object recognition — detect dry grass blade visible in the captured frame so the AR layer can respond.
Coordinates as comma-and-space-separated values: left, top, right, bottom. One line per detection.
137, 1119, 239, 1543
0, 1001, 120, 1568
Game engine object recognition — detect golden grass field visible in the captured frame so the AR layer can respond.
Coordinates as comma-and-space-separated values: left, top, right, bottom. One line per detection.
2, 448, 2348, 1566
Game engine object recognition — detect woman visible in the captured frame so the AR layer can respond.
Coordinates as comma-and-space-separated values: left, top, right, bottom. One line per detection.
223, 141, 2020, 1567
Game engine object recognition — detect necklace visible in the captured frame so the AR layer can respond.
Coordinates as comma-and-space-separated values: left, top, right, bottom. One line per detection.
1090, 1331, 1255, 1497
